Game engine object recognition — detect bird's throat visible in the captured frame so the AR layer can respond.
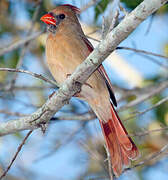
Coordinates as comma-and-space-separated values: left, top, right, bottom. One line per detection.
47, 24, 57, 34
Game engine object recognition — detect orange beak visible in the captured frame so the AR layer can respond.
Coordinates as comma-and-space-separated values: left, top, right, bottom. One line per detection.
40, 13, 56, 26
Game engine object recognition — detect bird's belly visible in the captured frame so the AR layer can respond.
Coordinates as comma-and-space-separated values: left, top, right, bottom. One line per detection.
47, 59, 73, 85
46, 37, 84, 85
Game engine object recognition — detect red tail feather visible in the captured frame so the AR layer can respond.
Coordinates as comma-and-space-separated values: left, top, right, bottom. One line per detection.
99, 104, 139, 176
81, 34, 138, 176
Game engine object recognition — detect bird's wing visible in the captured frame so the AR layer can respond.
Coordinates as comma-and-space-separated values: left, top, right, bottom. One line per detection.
81, 35, 117, 106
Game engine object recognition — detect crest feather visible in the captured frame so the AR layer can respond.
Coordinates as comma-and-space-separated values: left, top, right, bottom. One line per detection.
62, 4, 80, 14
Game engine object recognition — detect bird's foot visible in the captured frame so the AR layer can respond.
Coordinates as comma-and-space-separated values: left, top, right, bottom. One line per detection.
66, 73, 92, 89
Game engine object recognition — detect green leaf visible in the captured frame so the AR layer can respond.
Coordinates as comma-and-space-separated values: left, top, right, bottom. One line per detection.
120, 0, 143, 9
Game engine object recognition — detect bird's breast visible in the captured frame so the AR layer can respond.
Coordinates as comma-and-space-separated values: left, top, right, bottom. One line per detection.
46, 32, 88, 85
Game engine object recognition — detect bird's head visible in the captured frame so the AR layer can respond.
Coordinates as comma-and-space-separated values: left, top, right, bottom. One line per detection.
40, 4, 80, 33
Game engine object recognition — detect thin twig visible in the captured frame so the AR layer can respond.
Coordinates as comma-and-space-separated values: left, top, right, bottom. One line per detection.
80, 140, 109, 174
104, 145, 114, 180
0, 85, 51, 92
119, 81, 168, 111
117, 46, 168, 60
81, 0, 99, 13
131, 126, 168, 137
108, 9, 119, 32
115, 81, 168, 103
145, 12, 156, 35
0, 110, 27, 117
9, 0, 43, 90
140, 54, 168, 70
124, 96, 168, 121
86, 37, 168, 61
119, 3, 129, 16
35, 123, 87, 162
0, 130, 33, 179
0, 68, 58, 86
102, 16, 107, 39
0, 31, 43, 56
124, 143, 168, 173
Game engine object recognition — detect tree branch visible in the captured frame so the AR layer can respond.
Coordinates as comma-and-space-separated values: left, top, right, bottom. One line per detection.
0, 130, 33, 179
0, 31, 43, 56
0, 68, 58, 87
0, 0, 167, 136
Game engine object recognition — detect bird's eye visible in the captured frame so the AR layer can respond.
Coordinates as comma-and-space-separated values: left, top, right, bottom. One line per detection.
59, 14, 65, 19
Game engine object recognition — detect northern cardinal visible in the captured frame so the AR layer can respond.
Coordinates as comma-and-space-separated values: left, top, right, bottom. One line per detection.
40, 4, 139, 176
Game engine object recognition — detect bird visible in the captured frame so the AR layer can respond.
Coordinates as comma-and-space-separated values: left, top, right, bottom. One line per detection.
40, 4, 139, 177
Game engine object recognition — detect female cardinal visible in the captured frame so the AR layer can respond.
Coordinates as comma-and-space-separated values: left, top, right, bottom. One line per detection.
40, 4, 139, 176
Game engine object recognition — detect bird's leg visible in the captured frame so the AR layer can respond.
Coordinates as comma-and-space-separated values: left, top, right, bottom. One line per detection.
66, 74, 92, 88
66, 74, 92, 97
66, 73, 71, 78
66, 73, 80, 97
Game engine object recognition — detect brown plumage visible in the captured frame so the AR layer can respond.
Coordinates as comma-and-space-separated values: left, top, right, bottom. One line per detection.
40, 4, 139, 176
